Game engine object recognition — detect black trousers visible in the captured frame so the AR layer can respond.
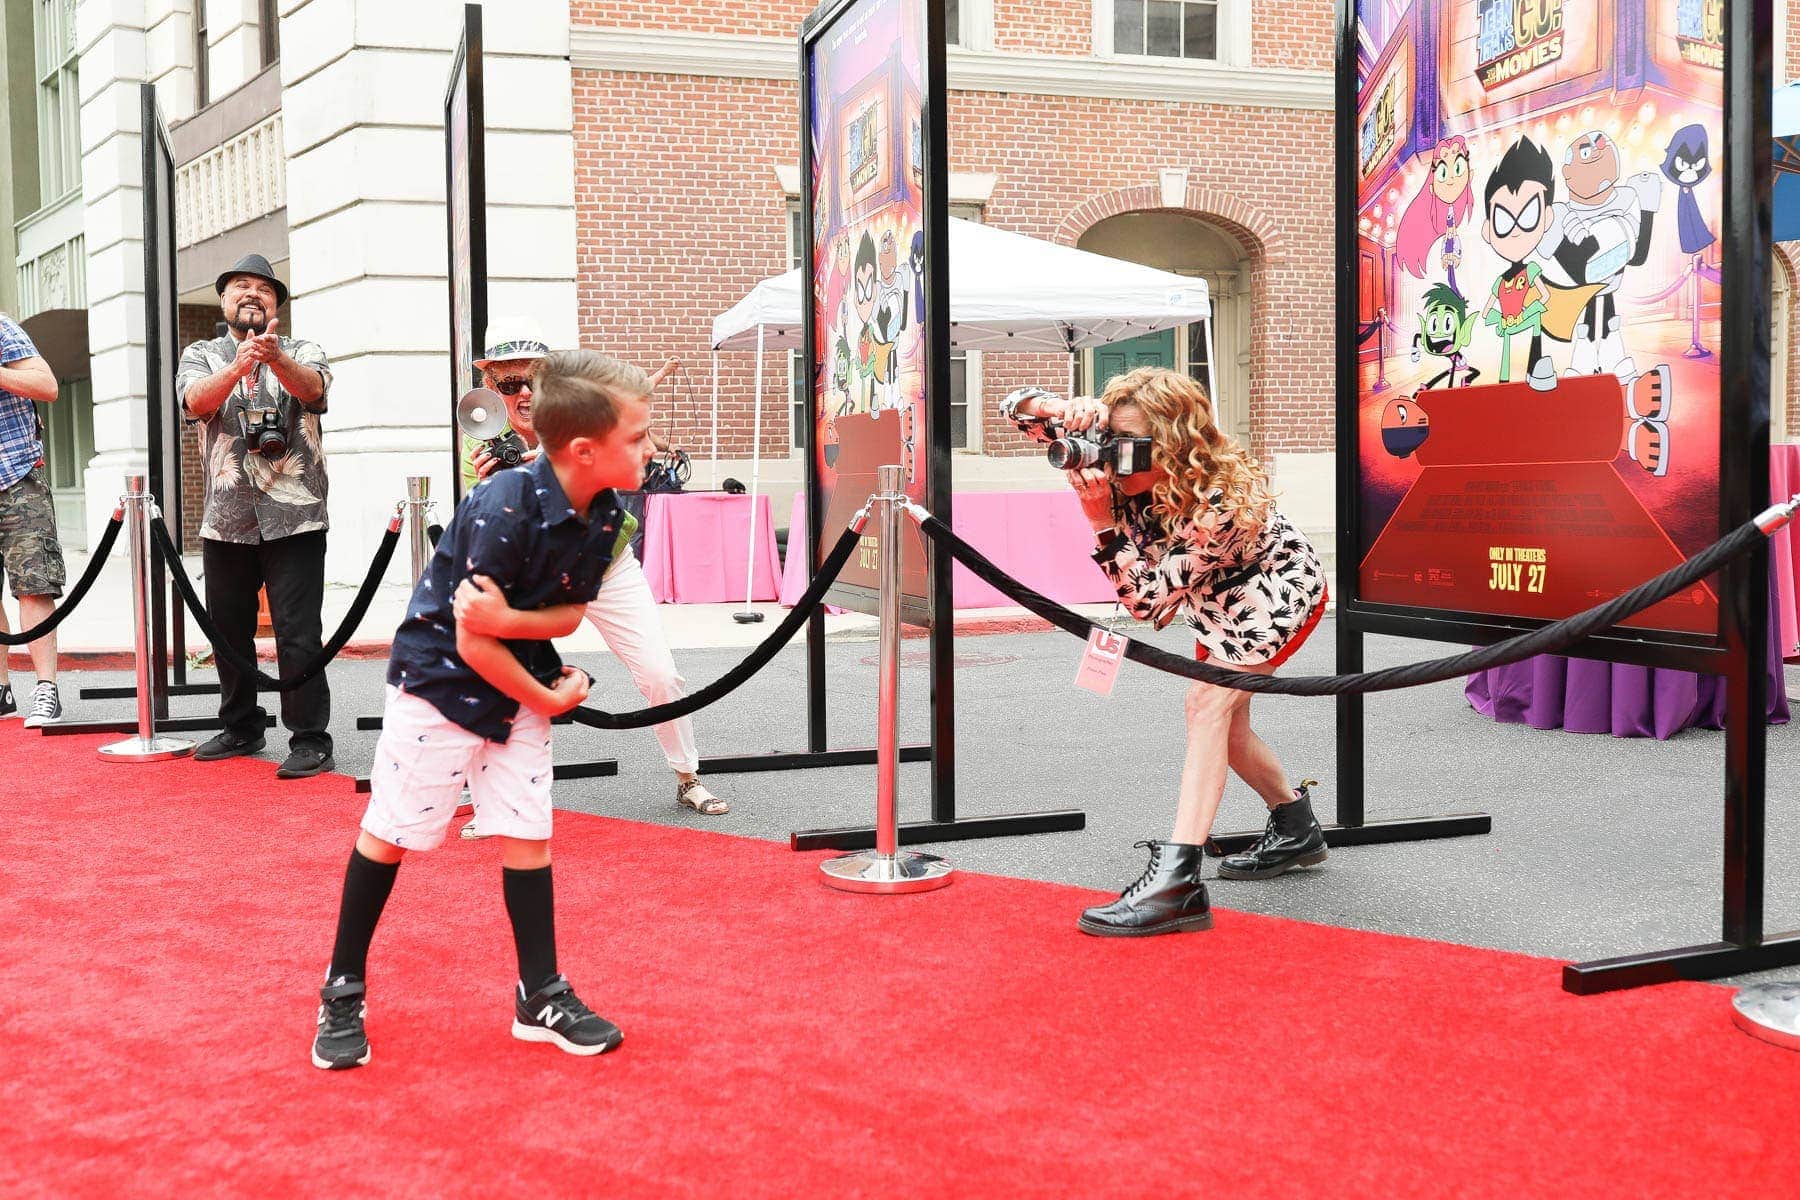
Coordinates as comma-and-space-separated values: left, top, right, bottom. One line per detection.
202, 532, 331, 753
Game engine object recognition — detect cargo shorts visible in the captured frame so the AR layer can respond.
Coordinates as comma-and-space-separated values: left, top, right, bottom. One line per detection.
0, 467, 67, 599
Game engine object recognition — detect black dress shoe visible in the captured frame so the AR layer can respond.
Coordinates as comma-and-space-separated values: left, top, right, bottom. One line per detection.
276, 745, 336, 778
193, 729, 267, 761
1217, 781, 1329, 880
1077, 840, 1213, 937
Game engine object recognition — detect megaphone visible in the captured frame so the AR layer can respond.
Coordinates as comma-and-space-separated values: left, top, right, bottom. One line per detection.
457, 387, 528, 469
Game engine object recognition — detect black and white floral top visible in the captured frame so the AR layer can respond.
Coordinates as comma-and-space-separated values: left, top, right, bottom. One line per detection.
1006, 403, 1326, 665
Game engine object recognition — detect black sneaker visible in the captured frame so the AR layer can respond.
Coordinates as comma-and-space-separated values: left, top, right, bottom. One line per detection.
0, 683, 16, 719
512, 975, 622, 1056
276, 745, 335, 779
194, 728, 267, 761
312, 975, 370, 1070
21, 681, 60, 728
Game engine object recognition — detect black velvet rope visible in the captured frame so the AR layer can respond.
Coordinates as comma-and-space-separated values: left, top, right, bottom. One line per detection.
563, 522, 865, 730
0, 514, 124, 645
150, 516, 401, 692
915, 512, 1768, 697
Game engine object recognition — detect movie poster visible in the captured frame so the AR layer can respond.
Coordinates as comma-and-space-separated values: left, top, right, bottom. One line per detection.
1354, 0, 1725, 637
806, 0, 933, 616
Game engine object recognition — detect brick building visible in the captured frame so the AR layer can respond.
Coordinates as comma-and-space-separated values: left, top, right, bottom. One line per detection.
2, 0, 1798, 580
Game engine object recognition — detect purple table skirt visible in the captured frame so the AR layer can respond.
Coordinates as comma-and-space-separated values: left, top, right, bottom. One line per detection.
1466, 573, 1790, 738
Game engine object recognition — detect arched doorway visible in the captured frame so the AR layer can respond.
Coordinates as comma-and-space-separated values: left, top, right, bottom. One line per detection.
1075, 211, 1252, 444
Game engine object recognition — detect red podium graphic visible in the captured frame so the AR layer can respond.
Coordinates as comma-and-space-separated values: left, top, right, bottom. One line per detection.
1359, 375, 1714, 635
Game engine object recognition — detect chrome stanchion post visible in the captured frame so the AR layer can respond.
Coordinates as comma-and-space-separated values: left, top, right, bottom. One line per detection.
820, 465, 952, 893
406, 475, 434, 584
99, 473, 195, 762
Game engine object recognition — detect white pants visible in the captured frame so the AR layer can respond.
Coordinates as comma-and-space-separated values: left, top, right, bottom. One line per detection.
586, 547, 698, 774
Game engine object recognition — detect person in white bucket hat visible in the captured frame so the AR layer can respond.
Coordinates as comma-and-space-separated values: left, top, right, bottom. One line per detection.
461, 318, 728, 823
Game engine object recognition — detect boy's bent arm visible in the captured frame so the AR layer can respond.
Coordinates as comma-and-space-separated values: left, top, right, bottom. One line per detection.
484, 601, 588, 640
455, 627, 560, 715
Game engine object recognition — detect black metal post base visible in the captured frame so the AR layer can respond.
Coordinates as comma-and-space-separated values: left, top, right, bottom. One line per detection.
1563, 930, 1800, 995
791, 809, 1085, 852
1202, 812, 1491, 857
701, 744, 931, 775
354, 758, 618, 794
80, 683, 222, 700
41, 713, 274, 737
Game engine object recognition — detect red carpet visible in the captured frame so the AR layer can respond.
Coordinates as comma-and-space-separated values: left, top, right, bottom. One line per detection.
2, 721, 1794, 1197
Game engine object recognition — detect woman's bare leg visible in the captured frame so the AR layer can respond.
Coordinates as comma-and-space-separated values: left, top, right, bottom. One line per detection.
1228, 701, 1294, 810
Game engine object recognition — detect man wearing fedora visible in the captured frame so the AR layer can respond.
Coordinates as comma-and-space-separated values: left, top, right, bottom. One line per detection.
176, 253, 337, 778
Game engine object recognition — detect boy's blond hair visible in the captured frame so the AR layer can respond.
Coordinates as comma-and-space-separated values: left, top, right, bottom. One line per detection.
531, 350, 650, 452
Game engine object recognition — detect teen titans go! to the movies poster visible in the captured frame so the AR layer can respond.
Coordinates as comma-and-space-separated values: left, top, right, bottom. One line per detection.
1356, 0, 1726, 637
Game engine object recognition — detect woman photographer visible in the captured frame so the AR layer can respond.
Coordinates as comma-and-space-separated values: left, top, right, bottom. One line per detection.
1002, 367, 1330, 937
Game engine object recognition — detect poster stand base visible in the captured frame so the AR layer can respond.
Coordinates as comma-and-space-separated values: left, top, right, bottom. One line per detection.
82, 683, 222, 700
699, 744, 931, 774
1564, 931, 1800, 995
43, 713, 271, 737
1204, 812, 1491, 856
791, 809, 1086, 852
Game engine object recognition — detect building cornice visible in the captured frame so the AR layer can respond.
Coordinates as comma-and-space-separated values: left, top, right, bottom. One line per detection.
569, 27, 1333, 111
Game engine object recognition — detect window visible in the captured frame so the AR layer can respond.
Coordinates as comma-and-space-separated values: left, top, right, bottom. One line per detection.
259, 0, 281, 68
1112, 0, 1218, 61
946, 0, 961, 46
787, 205, 980, 450
41, 377, 93, 492
195, 2, 210, 108
33, 0, 80, 203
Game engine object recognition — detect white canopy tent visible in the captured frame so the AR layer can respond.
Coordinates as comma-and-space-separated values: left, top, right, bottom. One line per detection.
702, 217, 1215, 611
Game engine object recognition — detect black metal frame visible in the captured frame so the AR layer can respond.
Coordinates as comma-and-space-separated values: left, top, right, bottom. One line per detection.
74, 87, 232, 726
772, 0, 1083, 848
444, 3, 487, 509
1320, 0, 1797, 994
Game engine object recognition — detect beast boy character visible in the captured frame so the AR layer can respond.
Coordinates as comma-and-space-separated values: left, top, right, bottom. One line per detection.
1540, 130, 1664, 382
1408, 283, 1479, 390
1480, 138, 1558, 390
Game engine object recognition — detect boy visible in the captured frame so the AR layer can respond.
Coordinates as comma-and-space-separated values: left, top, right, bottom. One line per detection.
312, 350, 656, 1070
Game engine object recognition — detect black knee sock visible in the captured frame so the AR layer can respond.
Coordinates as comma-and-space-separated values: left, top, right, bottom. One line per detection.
327, 849, 400, 982
503, 865, 558, 995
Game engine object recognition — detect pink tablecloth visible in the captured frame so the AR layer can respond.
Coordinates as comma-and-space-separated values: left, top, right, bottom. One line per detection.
1769, 443, 1800, 660
779, 490, 1114, 610
639, 492, 781, 604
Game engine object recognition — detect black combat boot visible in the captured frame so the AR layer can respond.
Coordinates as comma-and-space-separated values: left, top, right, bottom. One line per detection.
1217, 780, 1329, 880
1077, 840, 1213, 937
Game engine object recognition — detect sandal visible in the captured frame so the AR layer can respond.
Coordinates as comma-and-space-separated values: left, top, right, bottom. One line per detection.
676, 779, 729, 815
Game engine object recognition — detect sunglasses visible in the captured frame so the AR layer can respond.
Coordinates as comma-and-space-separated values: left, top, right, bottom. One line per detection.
491, 378, 534, 397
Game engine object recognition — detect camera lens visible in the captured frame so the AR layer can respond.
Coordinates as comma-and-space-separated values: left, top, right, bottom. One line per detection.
1047, 438, 1097, 470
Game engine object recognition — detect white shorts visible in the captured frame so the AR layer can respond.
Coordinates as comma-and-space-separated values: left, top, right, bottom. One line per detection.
361, 686, 554, 851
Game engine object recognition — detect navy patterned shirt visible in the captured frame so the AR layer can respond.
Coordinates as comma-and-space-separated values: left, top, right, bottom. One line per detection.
387, 454, 623, 742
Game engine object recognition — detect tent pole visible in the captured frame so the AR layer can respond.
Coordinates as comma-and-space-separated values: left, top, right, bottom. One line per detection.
710, 352, 720, 489
1203, 313, 1218, 402
1068, 350, 1078, 398
736, 325, 767, 621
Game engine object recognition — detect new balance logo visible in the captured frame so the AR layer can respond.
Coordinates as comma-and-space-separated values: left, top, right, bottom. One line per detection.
537, 1006, 563, 1029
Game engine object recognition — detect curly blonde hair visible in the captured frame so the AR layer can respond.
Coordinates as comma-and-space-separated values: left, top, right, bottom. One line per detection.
1099, 366, 1273, 534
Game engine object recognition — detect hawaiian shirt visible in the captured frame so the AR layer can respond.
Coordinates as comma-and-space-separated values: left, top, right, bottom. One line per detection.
175, 333, 333, 543
0, 315, 46, 490
388, 453, 625, 742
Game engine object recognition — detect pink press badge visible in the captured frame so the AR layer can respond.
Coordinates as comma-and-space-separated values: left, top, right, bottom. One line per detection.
1075, 627, 1128, 696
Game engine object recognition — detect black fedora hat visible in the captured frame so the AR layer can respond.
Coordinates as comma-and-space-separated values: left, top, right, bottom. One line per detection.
215, 253, 289, 307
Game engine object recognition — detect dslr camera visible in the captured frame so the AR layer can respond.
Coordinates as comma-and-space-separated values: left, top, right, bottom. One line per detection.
1003, 387, 1154, 477
239, 404, 289, 459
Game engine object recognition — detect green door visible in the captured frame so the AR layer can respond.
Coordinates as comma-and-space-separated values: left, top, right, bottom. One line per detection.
1091, 328, 1175, 394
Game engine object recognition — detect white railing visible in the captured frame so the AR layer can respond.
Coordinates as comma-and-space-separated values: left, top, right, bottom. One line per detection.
175, 112, 287, 248
14, 232, 85, 320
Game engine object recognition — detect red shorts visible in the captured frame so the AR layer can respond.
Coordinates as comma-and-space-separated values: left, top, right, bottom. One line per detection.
1195, 588, 1328, 670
